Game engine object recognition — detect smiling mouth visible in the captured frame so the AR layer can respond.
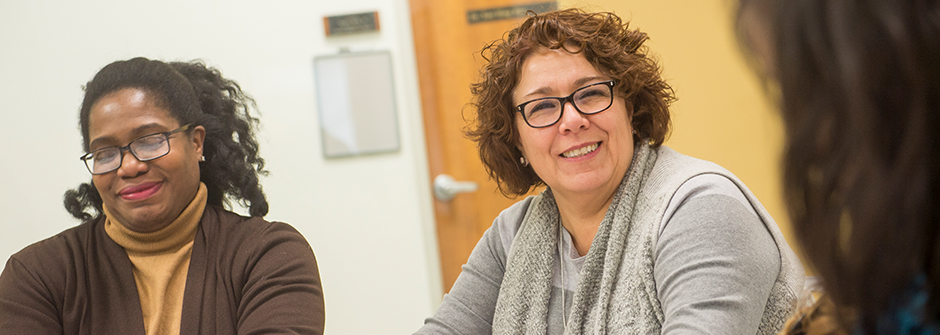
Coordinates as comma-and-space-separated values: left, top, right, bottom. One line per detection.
561, 142, 600, 158
119, 182, 162, 201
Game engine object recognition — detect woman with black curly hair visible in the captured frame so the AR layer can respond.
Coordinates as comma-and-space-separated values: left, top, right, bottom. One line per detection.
417, 9, 803, 334
0, 57, 324, 334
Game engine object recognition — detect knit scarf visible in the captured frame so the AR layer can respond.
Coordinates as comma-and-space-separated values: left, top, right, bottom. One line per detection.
492, 142, 659, 334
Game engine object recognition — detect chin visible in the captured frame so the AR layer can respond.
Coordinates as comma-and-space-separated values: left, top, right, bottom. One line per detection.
559, 178, 605, 194
122, 206, 171, 230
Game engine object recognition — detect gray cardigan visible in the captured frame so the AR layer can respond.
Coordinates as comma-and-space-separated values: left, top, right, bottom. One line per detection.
418, 146, 803, 334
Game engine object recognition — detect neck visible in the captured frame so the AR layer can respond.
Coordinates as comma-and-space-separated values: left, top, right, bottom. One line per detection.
554, 186, 618, 257
104, 183, 207, 254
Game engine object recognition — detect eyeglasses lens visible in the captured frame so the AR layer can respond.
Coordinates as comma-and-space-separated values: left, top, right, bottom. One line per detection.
523, 99, 562, 127
573, 85, 613, 114
85, 134, 170, 174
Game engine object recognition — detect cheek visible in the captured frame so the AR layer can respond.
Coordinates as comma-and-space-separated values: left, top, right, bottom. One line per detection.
91, 175, 113, 198
174, 140, 199, 169
172, 154, 198, 178
186, 159, 201, 181
179, 150, 202, 182
515, 128, 546, 159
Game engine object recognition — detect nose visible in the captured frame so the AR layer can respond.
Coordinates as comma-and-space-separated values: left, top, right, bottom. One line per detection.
116, 150, 149, 178
556, 100, 590, 134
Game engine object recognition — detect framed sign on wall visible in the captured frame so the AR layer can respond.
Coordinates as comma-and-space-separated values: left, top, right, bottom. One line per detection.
313, 50, 400, 158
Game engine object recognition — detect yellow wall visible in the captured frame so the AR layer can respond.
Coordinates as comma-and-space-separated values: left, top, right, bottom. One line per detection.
562, 0, 805, 271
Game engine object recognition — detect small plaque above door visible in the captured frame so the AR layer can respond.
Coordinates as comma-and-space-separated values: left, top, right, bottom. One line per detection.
323, 11, 380, 36
466, 1, 557, 24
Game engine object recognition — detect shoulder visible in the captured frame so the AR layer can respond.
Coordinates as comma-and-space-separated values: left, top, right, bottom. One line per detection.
465, 196, 538, 268
8, 219, 101, 267
644, 145, 773, 241
198, 206, 315, 270
642, 146, 731, 207
644, 145, 760, 221
196, 207, 318, 281
652, 146, 728, 173
647, 146, 734, 189
660, 174, 758, 236
490, 196, 536, 252
2, 219, 105, 296
202, 206, 308, 244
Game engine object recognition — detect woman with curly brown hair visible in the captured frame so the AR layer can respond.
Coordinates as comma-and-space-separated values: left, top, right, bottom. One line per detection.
0, 57, 325, 334
737, 0, 940, 333
416, 8, 804, 335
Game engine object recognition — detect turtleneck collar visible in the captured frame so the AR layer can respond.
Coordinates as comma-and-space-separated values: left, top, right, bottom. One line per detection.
104, 183, 207, 254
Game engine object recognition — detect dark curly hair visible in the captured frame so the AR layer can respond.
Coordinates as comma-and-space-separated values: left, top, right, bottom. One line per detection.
466, 8, 676, 196
738, 0, 940, 332
63, 57, 269, 220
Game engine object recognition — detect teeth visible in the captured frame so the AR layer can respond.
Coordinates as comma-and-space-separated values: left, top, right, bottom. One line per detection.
562, 143, 599, 158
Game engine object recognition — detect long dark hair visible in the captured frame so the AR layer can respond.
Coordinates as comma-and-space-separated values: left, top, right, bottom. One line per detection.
64, 57, 269, 220
737, 0, 940, 332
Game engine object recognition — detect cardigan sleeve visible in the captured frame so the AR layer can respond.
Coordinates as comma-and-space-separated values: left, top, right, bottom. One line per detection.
415, 197, 531, 334
654, 193, 780, 335
415, 220, 507, 335
236, 222, 325, 335
0, 256, 63, 335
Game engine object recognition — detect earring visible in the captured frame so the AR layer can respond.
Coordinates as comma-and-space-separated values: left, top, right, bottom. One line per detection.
199, 156, 206, 162
519, 156, 529, 167
632, 129, 637, 135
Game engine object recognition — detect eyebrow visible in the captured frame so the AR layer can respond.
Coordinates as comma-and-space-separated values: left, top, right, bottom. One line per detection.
521, 76, 610, 100
88, 122, 169, 150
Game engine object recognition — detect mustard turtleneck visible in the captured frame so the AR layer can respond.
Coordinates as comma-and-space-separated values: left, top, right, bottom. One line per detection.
104, 183, 207, 335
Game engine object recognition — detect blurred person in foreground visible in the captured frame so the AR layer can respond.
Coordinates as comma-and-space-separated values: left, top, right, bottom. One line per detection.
737, 0, 940, 334
417, 8, 804, 335
0, 57, 325, 334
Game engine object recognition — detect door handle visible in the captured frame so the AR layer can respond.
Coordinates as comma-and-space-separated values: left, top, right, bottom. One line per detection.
434, 174, 479, 201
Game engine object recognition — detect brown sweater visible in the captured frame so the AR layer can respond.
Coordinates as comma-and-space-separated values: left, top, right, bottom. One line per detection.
0, 206, 325, 335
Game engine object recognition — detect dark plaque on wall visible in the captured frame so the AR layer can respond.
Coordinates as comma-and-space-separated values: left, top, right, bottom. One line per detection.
324, 11, 380, 36
466, 1, 557, 24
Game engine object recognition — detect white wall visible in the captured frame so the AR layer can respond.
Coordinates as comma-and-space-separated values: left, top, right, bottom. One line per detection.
0, 0, 441, 333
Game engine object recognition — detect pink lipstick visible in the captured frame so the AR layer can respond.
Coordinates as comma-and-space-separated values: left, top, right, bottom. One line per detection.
118, 182, 162, 201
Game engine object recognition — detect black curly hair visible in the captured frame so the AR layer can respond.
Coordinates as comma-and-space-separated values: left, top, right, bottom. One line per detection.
63, 57, 268, 221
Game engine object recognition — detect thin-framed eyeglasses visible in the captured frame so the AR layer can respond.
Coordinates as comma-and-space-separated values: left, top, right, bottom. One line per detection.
515, 80, 617, 128
80, 124, 193, 175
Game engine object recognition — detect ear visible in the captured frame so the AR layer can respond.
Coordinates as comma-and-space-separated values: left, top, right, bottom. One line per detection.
515, 140, 528, 158
513, 115, 528, 156
623, 98, 635, 122
190, 125, 206, 158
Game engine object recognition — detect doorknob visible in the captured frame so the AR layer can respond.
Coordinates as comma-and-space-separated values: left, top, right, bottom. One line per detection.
434, 174, 479, 201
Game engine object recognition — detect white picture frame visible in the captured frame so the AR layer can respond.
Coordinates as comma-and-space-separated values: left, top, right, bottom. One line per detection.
313, 50, 400, 158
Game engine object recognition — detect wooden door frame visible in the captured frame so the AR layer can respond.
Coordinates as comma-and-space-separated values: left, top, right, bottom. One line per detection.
409, 0, 554, 294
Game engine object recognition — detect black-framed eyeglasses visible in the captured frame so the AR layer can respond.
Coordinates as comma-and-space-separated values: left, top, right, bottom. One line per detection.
515, 80, 617, 128
80, 124, 193, 175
